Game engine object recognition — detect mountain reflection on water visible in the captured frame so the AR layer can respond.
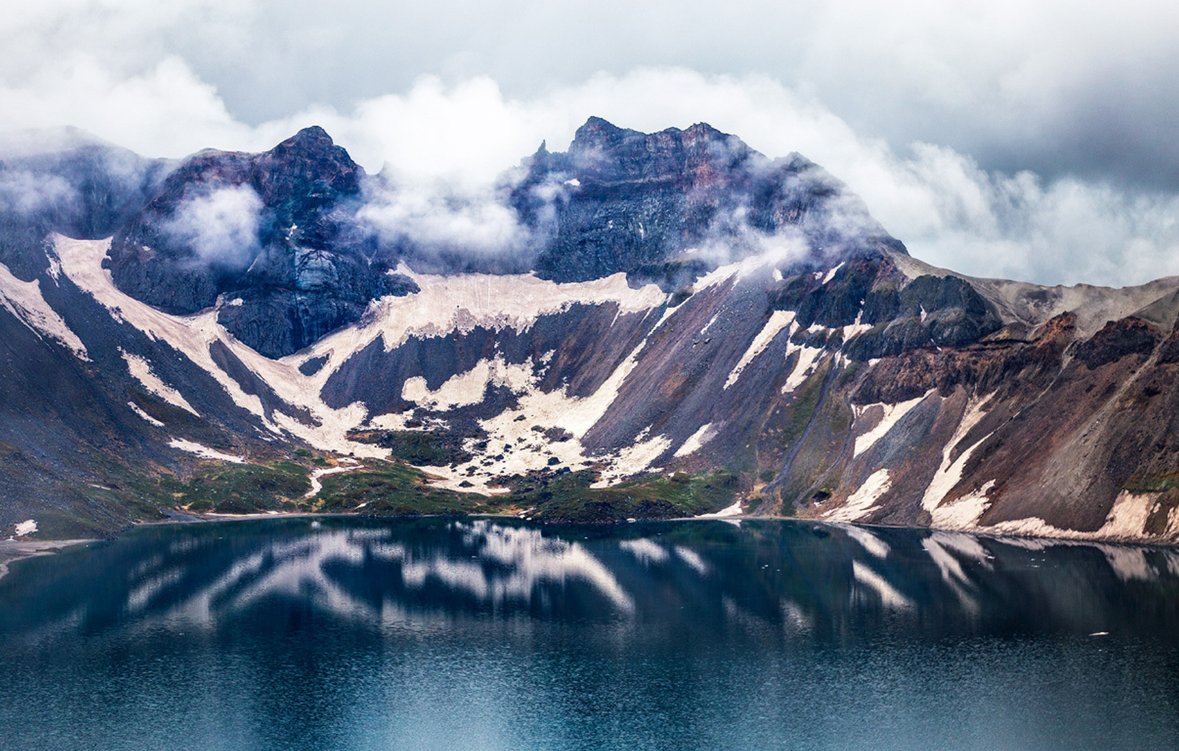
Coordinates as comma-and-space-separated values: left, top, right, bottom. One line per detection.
1, 518, 1178, 751
5, 517, 1179, 640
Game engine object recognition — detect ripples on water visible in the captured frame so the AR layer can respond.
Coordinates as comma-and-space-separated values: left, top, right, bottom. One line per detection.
1, 517, 1177, 750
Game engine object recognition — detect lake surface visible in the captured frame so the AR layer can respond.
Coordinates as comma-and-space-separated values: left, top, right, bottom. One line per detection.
1, 517, 1177, 750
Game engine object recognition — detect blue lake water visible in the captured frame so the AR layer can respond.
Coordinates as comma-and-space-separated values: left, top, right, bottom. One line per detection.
1, 517, 1177, 750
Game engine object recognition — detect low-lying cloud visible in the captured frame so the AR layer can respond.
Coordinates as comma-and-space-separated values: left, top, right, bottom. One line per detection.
359, 177, 536, 270
0, 169, 76, 218
162, 185, 263, 269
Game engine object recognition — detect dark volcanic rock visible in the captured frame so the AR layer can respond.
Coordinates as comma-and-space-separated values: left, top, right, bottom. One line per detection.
842, 273, 1003, 360
512, 117, 906, 283
1074, 317, 1162, 369
107, 127, 413, 357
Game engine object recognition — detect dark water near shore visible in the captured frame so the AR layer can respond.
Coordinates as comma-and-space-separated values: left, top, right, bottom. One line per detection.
1, 517, 1178, 750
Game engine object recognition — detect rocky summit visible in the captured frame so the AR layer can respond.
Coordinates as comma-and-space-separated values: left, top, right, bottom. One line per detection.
106, 126, 415, 358
2, 119, 1178, 551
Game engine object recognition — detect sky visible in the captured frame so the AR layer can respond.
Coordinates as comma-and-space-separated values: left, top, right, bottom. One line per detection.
3, 0, 1179, 286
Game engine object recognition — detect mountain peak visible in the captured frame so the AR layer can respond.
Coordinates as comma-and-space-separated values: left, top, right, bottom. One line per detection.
270, 126, 347, 161
569, 116, 633, 153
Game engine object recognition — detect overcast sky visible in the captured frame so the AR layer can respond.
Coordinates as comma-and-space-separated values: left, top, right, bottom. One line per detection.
3, 0, 1179, 286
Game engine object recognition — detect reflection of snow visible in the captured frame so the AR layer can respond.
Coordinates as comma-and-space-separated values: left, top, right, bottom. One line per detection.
127, 521, 636, 624
922, 537, 978, 613
852, 560, 912, 610
621, 538, 669, 565
842, 525, 889, 559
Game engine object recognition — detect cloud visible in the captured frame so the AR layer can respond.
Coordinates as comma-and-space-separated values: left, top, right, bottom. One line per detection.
0, 169, 76, 217
162, 185, 263, 269
2, 2, 1179, 287
359, 178, 537, 271
316, 70, 1179, 287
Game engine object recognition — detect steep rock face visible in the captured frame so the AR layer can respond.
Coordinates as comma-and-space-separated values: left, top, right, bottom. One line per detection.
107, 127, 414, 358
512, 117, 906, 284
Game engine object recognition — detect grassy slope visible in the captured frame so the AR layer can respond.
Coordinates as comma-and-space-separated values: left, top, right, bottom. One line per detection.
101, 455, 740, 527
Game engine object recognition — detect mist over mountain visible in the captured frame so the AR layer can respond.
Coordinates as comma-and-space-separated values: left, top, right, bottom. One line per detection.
2, 119, 1178, 546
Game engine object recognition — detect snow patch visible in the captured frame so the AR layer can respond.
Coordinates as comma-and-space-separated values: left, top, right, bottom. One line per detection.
987, 490, 1171, 542
724, 310, 796, 389
364, 266, 666, 353
121, 349, 200, 417
782, 346, 824, 394
168, 438, 245, 463
826, 469, 891, 522
673, 422, 715, 458
697, 500, 743, 518
304, 464, 362, 499
127, 401, 165, 427
922, 396, 992, 518
840, 311, 873, 341
57, 236, 669, 462
852, 392, 928, 458
821, 262, 845, 285
700, 311, 721, 336
0, 262, 89, 359
595, 431, 672, 486
401, 356, 536, 411
1100, 491, 1157, 539
931, 480, 994, 530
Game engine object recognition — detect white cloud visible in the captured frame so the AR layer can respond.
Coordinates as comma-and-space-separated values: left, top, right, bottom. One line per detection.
162, 185, 263, 269
318, 70, 1179, 286
0, 170, 76, 216
2, 1, 1179, 287
359, 178, 534, 263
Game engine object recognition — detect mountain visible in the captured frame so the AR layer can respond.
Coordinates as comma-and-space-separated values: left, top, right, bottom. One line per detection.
1, 120, 1178, 545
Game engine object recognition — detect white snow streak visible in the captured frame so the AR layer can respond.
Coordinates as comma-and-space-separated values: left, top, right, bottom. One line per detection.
168, 438, 244, 463
697, 499, 744, 518
127, 401, 165, 427
826, 469, 891, 522
121, 349, 200, 416
401, 356, 536, 412
0, 262, 89, 359
724, 310, 795, 389
921, 396, 992, 521
673, 422, 715, 458
852, 392, 928, 458
55, 236, 670, 465
782, 346, 824, 394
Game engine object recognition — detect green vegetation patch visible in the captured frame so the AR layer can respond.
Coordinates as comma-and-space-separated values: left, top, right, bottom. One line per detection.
314, 461, 504, 516
508, 469, 740, 524
781, 358, 829, 446
177, 460, 312, 513
1123, 473, 1179, 494
348, 430, 472, 466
